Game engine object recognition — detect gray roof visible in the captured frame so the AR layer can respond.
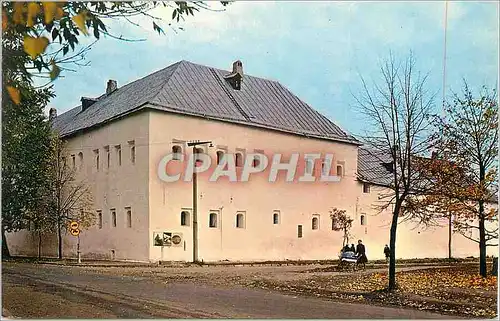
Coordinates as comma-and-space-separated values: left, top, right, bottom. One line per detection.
357, 148, 394, 187
53, 60, 360, 145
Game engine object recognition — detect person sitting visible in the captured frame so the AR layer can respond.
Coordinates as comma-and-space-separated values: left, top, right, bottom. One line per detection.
350, 244, 356, 252
355, 239, 368, 270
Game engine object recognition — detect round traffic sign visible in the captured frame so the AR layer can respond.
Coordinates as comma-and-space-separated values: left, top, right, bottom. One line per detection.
70, 229, 80, 236
70, 221, 79, 229
172, 235, 182, 245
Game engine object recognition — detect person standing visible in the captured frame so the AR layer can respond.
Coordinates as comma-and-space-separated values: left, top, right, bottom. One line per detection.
355, 240, 368, 270
384, 244, 391, 263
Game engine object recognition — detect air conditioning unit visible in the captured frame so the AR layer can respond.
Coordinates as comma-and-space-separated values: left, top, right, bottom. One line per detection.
171, 233, 183, 247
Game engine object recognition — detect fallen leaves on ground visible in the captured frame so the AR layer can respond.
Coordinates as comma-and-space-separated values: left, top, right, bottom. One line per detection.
79, 263, 497, 318
247, 265, 497, 318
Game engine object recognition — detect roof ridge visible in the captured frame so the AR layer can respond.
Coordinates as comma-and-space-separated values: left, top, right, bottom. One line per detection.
209, 67, 251, 121
181, 60, 280, 83
149, 60, 185, 103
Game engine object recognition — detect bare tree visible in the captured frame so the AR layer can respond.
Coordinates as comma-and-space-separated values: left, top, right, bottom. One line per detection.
46, 135, 95, 259
355, 52, 434, 290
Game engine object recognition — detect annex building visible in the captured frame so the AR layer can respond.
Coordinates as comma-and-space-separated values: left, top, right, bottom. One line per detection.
6, 60, 496, 262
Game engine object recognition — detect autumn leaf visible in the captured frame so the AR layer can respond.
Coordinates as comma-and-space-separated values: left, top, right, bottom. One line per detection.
2, 10, 8, 31
42, 2, 64, 24
23, 36, 49, 59
49, 60, 61, 80
72, 11, 89, 36
13, 2, 25, 25
42, 2, 57, 24
7, 86, 21, 105
26, 2, 41, 27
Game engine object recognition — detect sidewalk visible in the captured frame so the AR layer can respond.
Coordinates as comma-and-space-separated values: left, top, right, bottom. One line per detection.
3, 256, 485, 269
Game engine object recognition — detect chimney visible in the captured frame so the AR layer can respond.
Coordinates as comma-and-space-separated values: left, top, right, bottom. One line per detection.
81, 97, 98, 112
49, 107, 57, 121
106, 79, 117, 95
431, 151, 438, 159
232, 60, 243, 77
223, 60, 244, 90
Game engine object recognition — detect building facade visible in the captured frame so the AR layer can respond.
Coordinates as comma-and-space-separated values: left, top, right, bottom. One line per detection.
6, 60, 497, 262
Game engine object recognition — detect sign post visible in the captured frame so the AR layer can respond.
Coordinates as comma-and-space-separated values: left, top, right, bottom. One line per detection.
69, 221, 81, 264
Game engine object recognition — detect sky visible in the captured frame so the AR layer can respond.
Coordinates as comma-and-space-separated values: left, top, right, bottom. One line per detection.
43, 1, 499, 137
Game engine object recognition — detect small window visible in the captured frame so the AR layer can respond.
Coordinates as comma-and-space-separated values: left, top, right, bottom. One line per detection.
111, 209, 117, 227
235, 153, 243, 167
78, 152, 84, 170
216, 151, 224, 165
104, 146, 110, 169
305, 158, 314, 174
312, 217, 319, 230
363, 183, 370, 193
93, 150, 99, 171
97, 210, 102, 229
236, 213, 245, 228
321, 160, 329, 175
337, 165, 343, 177
209, 213, 217, 228
254, 150, 264, 167
172, 145, 182, 160
181, 211, 190, 226
273, 211, 280, 225
298, 225, 303, 238
71, 154, 76, 169
115, 145, 122, 166
361, 214, 366, 226
194, 147, 204, 164
128, 141, 135, 165
126, 208, 132, 228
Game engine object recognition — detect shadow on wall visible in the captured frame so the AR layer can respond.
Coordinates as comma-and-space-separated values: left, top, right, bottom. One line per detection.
6, 231, 118, 260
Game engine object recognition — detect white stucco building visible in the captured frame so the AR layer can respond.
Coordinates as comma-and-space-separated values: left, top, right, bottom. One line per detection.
6, 60, 497, 262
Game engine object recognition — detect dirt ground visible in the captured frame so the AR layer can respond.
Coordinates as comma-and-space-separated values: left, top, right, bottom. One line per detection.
2, 262, 449, 319
2, 261, 497, 318
78, 262, 498, 318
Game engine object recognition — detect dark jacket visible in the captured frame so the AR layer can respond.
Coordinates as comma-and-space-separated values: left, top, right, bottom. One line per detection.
356, 243, 368, 264
384, 246, 390, 257
356, 244, 366, 255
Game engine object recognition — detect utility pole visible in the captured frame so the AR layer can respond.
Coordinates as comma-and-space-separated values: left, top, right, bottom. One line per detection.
77, 234, 81, 264
187, 140, 212, 264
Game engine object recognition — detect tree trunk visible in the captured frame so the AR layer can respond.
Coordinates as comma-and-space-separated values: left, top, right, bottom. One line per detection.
448, 212, 452, 259
2, 228, 10, 258
492, 257, 498, 276
479, 200, 487, 277
388, 203, 400, 291
58, 220, 63, 259
38, 230, 42, 259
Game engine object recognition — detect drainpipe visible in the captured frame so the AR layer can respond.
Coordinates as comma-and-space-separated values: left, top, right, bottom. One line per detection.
220, 206, 224, 251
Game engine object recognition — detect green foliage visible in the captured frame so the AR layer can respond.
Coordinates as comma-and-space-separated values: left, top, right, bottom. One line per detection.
1, 79, 54, 235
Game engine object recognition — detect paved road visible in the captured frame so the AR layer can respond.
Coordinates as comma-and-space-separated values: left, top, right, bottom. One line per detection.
2, 263, 448, 319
